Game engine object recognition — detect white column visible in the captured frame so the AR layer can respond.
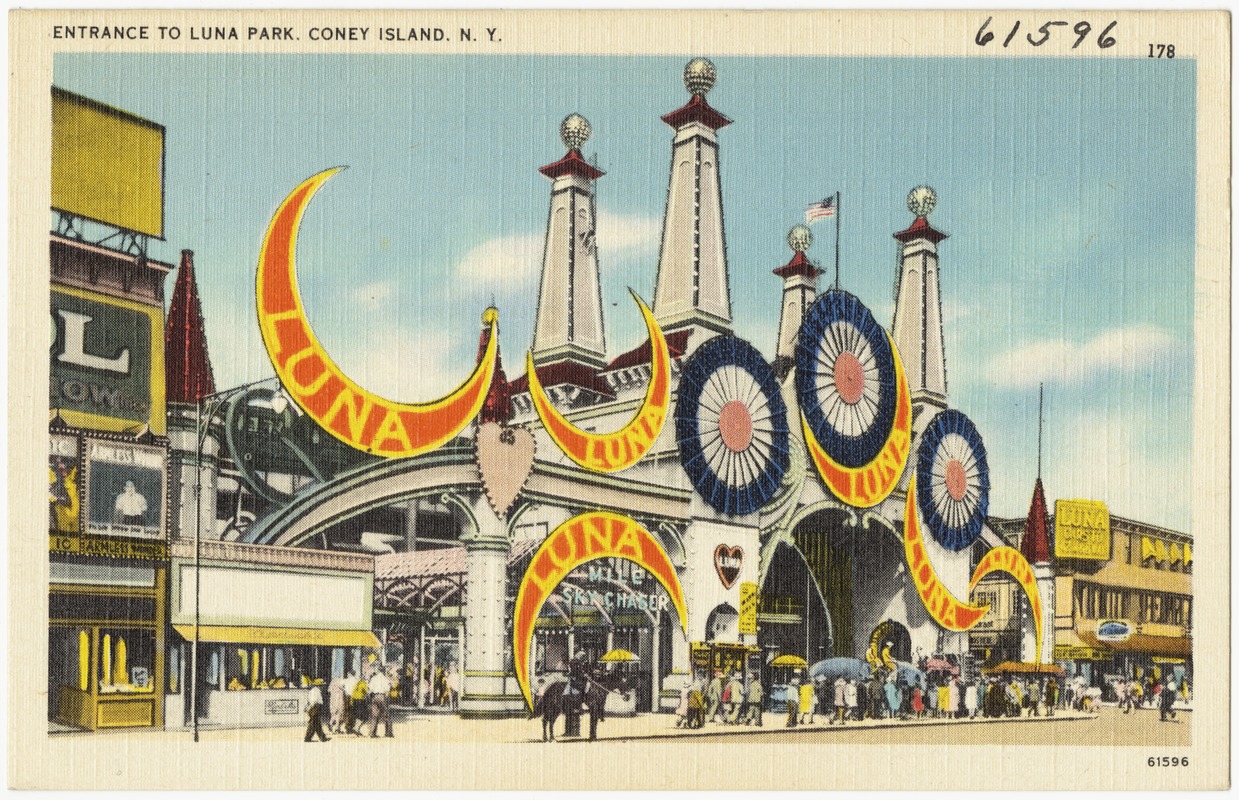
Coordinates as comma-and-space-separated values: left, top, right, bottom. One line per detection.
459, 499, 524, 718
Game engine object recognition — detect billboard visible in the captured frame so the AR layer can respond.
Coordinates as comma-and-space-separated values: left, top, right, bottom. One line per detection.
82, 437, 166, 540
1054, 499, 1111, 561
51, 87, 165, 238
51, 286, 164, 434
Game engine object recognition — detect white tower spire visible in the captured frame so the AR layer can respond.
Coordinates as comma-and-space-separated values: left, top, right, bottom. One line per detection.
774, 225, 822, 371
652, 58, 733, 342
891, 186, 949, 416
531, 113, 607, 369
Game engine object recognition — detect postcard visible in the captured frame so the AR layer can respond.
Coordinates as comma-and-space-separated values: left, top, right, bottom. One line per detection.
9, 8, 1229, 791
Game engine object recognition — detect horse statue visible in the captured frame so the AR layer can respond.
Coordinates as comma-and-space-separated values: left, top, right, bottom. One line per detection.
532, 673, 631, 742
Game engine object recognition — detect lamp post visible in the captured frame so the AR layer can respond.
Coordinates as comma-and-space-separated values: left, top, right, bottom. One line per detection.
191, 377, 286, 742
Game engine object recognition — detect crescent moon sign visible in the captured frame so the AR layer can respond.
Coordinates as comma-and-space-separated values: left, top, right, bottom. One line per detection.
512, 511, 688, 710
803, 332, 913, 508
902, 474, 990, 631
525, 290, 669, 472
256, 168, 498, 458
969, 546, 1044, 663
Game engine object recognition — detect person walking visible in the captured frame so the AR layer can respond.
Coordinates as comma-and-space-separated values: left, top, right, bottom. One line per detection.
964, 681, 978, 720
799, 676, 816, 724
785, 677, 800, 728
327, 674, 346, 733
745, 673, 763, 727
1027, 679, 1041, 717
1159, 678, 1178, 722
367, 667, 394, 737
975, 679, 987, 718
844, 679, 859, 721
911, 683, 925, 719
304, 679, 329, 742
833, 676, 847, 725
725, 671, 744, 724
884, 673, 901, 720
815, 677, 833, 725
342, 671, 361, 735
445, 663, 461, 711
706, 671, 723, 724
948, 677, 962, 719
1045, 678, 1058, 716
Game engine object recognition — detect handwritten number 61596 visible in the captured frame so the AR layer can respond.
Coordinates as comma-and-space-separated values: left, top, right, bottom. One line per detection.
976, 17, 1118, 50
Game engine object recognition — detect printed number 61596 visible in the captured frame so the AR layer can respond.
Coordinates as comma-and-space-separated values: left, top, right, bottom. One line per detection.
1148, 757, 1188, 767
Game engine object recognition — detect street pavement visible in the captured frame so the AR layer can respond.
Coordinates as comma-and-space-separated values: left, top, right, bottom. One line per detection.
48, 703, 1188, 746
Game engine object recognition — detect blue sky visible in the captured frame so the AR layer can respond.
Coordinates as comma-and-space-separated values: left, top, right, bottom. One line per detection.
54, 53, 1196, 530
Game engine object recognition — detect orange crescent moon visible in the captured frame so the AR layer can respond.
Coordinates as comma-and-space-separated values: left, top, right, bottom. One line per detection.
256, 168, 498, 457
903, 474, 990, 631
525, 290, 669, 472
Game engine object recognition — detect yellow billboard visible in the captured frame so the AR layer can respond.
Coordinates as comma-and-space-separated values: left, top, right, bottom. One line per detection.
52, 87, 165, 238
1054, 499, 1111, 560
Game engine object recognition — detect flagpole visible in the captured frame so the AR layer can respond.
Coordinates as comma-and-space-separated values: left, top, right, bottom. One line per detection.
834, 191, 841, 289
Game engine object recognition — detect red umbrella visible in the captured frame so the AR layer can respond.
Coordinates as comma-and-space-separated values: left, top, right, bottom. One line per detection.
924, 657, 959, 674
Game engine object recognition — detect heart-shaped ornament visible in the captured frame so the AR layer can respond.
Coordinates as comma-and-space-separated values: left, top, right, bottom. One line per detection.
714, 544, 743, 589
476, 422, 535, 518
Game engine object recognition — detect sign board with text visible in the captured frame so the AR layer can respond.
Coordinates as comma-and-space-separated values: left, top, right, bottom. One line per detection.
1054, 499, 1111, 561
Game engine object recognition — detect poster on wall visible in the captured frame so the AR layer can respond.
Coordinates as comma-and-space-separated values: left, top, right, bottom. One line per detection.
49, 433, 80, 535
82, 438, 166, 540
8, 7, 1228, 793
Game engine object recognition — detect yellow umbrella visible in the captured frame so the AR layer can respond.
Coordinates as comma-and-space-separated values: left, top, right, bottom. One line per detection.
599, 648, 640, 663
770, 654, 808, 669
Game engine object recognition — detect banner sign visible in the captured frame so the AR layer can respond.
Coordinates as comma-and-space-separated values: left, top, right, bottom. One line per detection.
51, 288, 157, 432
1053, 645, 1110, 661
1054, 498, 1111, 560
738, 582, 758, 634
902, 475, 990, 630
969, 546, 1044, 663
257, 169, 497, 458
1096, 619, 1133, 642
512, 511, 688, 709
49, 533, 168, 561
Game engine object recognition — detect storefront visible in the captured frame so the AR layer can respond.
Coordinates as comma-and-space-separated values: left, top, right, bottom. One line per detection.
49, 430, 170, 731
167, 539, 378, 729
528, 555, 676, 713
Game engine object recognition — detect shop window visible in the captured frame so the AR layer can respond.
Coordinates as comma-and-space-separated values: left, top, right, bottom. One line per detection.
97, 629, 154, 693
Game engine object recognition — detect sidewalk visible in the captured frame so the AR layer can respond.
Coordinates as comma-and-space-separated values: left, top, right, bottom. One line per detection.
51, 705, 1098, 744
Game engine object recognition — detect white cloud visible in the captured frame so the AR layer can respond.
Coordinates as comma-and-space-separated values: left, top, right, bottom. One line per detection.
325, 329, 472, 399
988, 324, 1180, 390
452, 208, 660, 288
454, 232, 545, 288
595, 209, 660, 253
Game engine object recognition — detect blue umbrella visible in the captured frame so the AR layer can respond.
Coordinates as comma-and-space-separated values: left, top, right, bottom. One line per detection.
808, 657, 870, 683
893, 661, 926, 689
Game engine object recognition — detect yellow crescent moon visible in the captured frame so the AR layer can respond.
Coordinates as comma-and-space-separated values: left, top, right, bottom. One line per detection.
256, 168, 498, 457
525, 290, 669, 472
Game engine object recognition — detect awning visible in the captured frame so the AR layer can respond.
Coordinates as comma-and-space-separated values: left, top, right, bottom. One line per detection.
173, 624, 380, 648
1053, 629, 1112, 661
1078, 629, 1191, 658
1076, 563, 1190, 596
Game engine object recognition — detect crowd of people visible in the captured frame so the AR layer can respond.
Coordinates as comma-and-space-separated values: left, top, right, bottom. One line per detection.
671, 667, 1190, 730
301, 657, 468, 742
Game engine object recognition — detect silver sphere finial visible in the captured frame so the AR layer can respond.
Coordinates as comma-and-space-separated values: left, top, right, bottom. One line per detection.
560, 114, 591, 150
684, 58, 717, 97
787, 225, 813, 253
907, 185, 938, 218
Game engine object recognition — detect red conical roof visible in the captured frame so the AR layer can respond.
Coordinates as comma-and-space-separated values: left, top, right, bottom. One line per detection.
164, 249, 216, 405
1021, 477, 1051, 565
476, 310, 511, 424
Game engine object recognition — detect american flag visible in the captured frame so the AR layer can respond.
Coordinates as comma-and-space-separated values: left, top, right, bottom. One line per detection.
805, 196, 837, 225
